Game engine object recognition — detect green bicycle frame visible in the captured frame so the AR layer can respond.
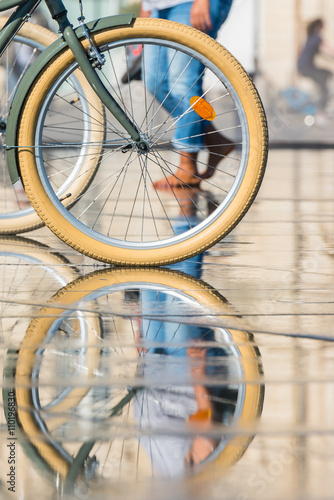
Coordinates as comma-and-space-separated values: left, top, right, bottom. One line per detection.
0, 0, 42, 55
0, 0, 31, 8
3, 0, 139, 183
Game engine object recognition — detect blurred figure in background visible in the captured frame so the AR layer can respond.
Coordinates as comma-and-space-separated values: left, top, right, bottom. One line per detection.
298, 18, 334, 125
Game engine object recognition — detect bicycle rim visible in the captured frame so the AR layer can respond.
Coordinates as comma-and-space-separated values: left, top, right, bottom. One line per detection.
18, 18, 268, 264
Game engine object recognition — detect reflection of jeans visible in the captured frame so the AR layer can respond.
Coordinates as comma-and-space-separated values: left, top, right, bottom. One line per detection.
142, 218, 210, 356
143, 0, 233, 152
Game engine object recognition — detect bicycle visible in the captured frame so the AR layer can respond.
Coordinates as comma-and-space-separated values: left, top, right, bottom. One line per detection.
3, 0, 268, 266
3, 266, 264, 496
255, 66, 334, 135
0, 15, 56, 234
0, 11, 105, 234
0, 234, 101, 354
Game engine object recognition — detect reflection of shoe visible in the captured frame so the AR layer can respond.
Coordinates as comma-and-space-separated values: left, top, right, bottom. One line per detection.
124, 289, 140, 303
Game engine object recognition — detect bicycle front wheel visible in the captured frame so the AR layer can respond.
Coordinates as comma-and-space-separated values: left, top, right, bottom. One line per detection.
18, 18, 268, 265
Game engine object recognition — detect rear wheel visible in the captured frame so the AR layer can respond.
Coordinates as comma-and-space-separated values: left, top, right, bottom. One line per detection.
18, 18, 268, 265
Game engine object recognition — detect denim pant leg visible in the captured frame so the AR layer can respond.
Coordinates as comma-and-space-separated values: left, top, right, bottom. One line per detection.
168, 0, 233, 151
143, 44, 205, 152
141, 291, 213, 356
141, 219, 205, 355
144, 4, 205, 152
208, 0, 233, 39
141, 292, 193, 356
143, 1, 233, 152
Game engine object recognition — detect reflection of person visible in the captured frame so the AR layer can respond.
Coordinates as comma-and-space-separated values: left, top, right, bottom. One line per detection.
185, 344, 237, 466
133, 327, 237, 475
140, 0, 234, 190
297, 19, 334, 121
132, 249, 238, 474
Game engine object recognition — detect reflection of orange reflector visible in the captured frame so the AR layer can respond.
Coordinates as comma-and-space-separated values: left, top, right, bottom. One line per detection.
190, 96, 216, 121
187, 408, 212, 422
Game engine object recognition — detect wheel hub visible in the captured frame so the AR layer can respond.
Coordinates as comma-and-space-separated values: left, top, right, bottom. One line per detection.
121, 137, 150, 155
137, 139, 150, 153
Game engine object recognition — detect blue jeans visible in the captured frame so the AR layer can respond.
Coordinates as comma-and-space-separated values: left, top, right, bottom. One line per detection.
143, 0, 233, 152
141, 219, 208, 356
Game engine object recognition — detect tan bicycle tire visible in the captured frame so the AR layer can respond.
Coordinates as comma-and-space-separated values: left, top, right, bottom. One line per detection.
18, 17, 267, 265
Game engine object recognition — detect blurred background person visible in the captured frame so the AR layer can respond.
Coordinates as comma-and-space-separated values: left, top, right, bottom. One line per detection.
297, 18, 334, 125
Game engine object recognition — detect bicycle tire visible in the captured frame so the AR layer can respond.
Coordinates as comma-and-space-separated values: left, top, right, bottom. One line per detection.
11, 267, 264, 492
0, 234, 78, 281
18, 17, 268, 265
1, 236, 102, 485
0, 18, 105, 235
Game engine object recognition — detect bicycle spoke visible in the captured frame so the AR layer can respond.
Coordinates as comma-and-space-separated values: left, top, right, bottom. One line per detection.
146, 63, 207, 140
107, 151, 133, 235
158, 143, 241, 182
150, 149, 207, 222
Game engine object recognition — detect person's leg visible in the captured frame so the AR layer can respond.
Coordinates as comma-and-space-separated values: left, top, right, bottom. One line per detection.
155, 3, 206, 188
142, 4, 203, 188
208, 0, 233, 40
146, 1, 235, 190
199, 0, 235, 179
300, 67, 332, 110
312, 68, 331, 110
164, 0, 235, 187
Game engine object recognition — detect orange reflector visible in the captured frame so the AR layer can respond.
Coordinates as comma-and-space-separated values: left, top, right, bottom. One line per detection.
190, 96, 216, 121
187, 408, 212, 422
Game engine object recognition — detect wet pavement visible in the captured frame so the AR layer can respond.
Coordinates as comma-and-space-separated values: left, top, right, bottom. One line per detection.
1, 147, 334, 500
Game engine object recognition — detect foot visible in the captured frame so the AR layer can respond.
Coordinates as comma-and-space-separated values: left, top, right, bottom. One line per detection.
200, 123, 234, 180
153, 152, 200, 191
153, 169, 201, 190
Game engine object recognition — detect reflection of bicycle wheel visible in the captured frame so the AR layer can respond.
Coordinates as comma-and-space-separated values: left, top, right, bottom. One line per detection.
0, 18, 105, 235
1, 237, 102, 488
6, 267, 264, 496
18, 17, 268, 265
0, 235, 85, 347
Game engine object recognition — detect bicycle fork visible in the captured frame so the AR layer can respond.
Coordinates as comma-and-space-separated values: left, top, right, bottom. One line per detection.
45, 0, 149, 152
